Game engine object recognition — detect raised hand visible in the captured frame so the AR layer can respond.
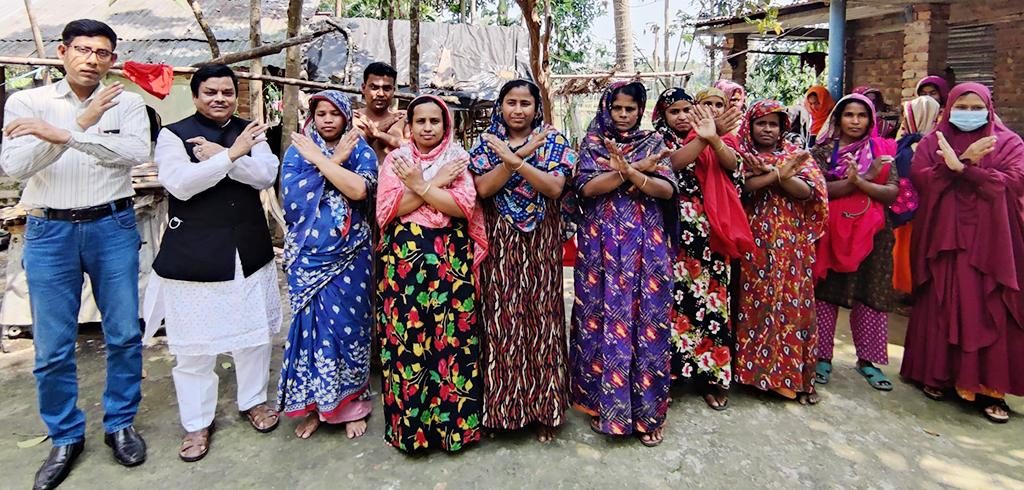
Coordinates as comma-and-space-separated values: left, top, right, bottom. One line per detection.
779, 150, 810, 180
289, 132, 323, 164
743, 152, 771, 175
431, 158, 468, 188
353, 112, 380, 140
960, 135, 997, 164
599, 138, 631, 175
227, 121, 269, 161
846, 158, 861, 183
392, 154, 426, 190
935, 131, 965, 172
715, 106, 743, 136
694, 116, 718, 141
185, 136, 226, 162
77, 82, 124, 130
634, 149, 671, 173
3, 118, 71, 144
516, 126, 555, 157
864, 155, 893, 180
330, 131, 360, 165
482, 133, 518, 165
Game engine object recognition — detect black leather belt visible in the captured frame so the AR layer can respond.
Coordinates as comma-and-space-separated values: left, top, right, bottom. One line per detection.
27, 197, 134, 222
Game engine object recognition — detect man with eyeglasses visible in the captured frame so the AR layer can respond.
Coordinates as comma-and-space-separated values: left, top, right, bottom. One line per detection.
1, 19, 149, 490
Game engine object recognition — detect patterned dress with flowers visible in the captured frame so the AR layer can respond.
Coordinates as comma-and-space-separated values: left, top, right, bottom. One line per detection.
671, 139, 745, 387
377, 221, 482, 452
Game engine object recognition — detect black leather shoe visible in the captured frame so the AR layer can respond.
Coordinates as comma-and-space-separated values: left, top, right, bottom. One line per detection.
104, 426, 146, 467
33, 441, 84, 490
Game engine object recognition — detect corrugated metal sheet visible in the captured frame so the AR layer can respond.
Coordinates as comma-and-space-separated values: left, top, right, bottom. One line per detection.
947, 24, 996, 90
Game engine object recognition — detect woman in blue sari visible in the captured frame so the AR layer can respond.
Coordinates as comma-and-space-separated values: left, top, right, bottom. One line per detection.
276, 90, 378, 439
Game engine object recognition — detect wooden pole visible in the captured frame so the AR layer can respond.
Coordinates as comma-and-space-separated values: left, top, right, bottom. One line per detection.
23, 0, 49, 84
185, 0, 221, 58
409, 0, 420, 91
386, 0, 396, 69
281, 0, 303, 151
198, 26, 334, 67
248, 0, 264, 122
0, 57, 457, 102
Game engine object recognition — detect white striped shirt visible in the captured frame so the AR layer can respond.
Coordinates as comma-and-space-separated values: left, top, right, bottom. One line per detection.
0, 80, 150, 209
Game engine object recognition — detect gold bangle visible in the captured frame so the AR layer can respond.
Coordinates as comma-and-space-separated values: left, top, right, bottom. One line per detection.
618, 171, 626, 182
640, 174, 649, 190
510, 159, 525, 172
774, 167, 782, 184
415, 183, 432, 196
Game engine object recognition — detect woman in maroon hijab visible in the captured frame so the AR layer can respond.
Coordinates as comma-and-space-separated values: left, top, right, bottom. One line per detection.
900, 82, 1024, 423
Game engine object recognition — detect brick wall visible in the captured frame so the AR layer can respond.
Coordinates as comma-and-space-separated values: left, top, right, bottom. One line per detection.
846, 17, 904, 111
900, 3, 949, 100
994, 22, 1024, 133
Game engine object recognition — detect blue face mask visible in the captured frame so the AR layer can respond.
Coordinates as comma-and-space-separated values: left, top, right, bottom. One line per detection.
948, 109, 989, 132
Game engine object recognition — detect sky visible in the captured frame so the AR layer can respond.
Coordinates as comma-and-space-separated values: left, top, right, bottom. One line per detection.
589, 0, 706, 69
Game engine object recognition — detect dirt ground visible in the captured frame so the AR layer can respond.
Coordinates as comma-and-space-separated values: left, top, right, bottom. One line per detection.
0, 262, 1021, 489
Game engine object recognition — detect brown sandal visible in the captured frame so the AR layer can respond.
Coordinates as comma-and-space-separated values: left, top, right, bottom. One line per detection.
241, 404, 280, 433
639, 427, 664, 447
179, 423, 214, 463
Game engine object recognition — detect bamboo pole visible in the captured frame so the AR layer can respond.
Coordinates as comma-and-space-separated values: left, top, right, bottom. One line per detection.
197, 26, 335, 67
22, 0, 49, 84
248, 0, 264, 122
549, 70, 693, 80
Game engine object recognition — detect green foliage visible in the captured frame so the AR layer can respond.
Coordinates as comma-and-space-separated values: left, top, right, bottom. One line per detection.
548, 0, 604, 72
745, 44, 825, 105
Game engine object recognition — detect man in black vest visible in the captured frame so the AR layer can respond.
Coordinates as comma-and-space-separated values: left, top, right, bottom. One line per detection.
144, 64, 282, 462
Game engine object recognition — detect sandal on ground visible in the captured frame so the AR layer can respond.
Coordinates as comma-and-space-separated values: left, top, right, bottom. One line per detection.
638, 428, 664, 448
589, 417, 603, 435
798, 387, 821, 406
702, 385, 729, 411
241, 403, 280, 433
536, 424, 558, 443
980, 399, 1011, 424
179, 423, 214, 463
922, 386, 945, 401
855, 364, 894, 391
815, 360, 832, 385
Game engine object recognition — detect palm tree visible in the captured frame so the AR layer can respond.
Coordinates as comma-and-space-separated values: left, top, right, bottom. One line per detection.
612, 0, 634, 72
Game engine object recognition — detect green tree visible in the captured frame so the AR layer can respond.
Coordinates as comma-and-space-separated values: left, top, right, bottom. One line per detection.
745, 42, 826, 105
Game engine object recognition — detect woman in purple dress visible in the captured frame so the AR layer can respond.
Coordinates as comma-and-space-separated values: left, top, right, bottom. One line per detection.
570, 81, 676, 447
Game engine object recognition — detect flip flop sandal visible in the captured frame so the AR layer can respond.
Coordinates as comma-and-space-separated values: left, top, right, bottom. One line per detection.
241, 404, 280, 433
638, 429, 664, 448
798, 389, 821, 406
589, 417, 603, 435
855, 365, 894, 391
179, 423, 215, 463
815, 360, 832, 385
922, 386, 945, 401
981, 400, 1011, 424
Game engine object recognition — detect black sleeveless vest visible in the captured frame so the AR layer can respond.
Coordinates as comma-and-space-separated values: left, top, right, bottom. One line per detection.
152, 113, 275, 282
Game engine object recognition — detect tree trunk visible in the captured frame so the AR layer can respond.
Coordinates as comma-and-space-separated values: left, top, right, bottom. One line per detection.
470, 0, 477, 23
23, 0, 49, 84
663, 0, 670, 72
409, 0, 420, 91
249, 0, 264, 122
515, 0, 553, 123
185, 0, 221, 58
281, 0, 303, 151
386, 0, 396, 69
612, 0, 634, 72
459, 0, 467, 23
334, 0, 344, 17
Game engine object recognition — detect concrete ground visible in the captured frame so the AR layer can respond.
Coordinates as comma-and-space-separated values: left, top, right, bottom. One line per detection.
0, 265, 1021, 490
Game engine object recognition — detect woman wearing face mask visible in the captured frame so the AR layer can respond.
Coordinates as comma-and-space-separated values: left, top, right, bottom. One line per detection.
891, 96, 941, 296
734, 100, 828, 405
469, 80, 575, 443
901, 83, 1024, 424
571, 81, 676, 447
376, 95, 488, 452
667, 87, 751, 411
811, 94, 899, 392
277, 91, 378, 441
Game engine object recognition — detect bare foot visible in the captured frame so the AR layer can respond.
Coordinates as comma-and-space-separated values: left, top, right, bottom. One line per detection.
295, 413, 320, 439
536, 424, 557, 443
346, 418, 367, 439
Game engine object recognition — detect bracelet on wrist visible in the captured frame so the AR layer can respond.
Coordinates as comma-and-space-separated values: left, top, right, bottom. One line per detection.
415, 183, 432, 196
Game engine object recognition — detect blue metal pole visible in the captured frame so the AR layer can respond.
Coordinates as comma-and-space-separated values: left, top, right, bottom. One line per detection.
827, 0, 847, 99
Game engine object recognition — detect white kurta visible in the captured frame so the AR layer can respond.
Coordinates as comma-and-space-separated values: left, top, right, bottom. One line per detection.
143, 126, 283, 356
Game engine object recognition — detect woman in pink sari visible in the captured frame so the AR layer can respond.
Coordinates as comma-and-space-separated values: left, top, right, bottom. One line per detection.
901, 83, 1024, 423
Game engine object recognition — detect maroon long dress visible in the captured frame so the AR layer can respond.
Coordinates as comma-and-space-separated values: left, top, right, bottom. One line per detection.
900, 83, 1024, 397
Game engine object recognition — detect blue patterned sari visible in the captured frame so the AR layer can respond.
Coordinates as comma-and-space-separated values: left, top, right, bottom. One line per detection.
277, 91, 379, 421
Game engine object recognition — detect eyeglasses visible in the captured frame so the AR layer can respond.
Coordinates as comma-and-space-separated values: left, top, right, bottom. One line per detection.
66, 44, 116, 62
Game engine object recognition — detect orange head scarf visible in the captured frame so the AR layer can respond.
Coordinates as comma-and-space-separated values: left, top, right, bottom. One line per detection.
804, 86, 835, 136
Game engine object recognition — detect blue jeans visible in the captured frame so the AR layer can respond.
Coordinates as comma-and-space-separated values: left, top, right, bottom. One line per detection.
23, 205, 143, 446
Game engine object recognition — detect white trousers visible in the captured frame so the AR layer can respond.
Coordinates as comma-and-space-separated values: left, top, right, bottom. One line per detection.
171, 343, 272, 432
